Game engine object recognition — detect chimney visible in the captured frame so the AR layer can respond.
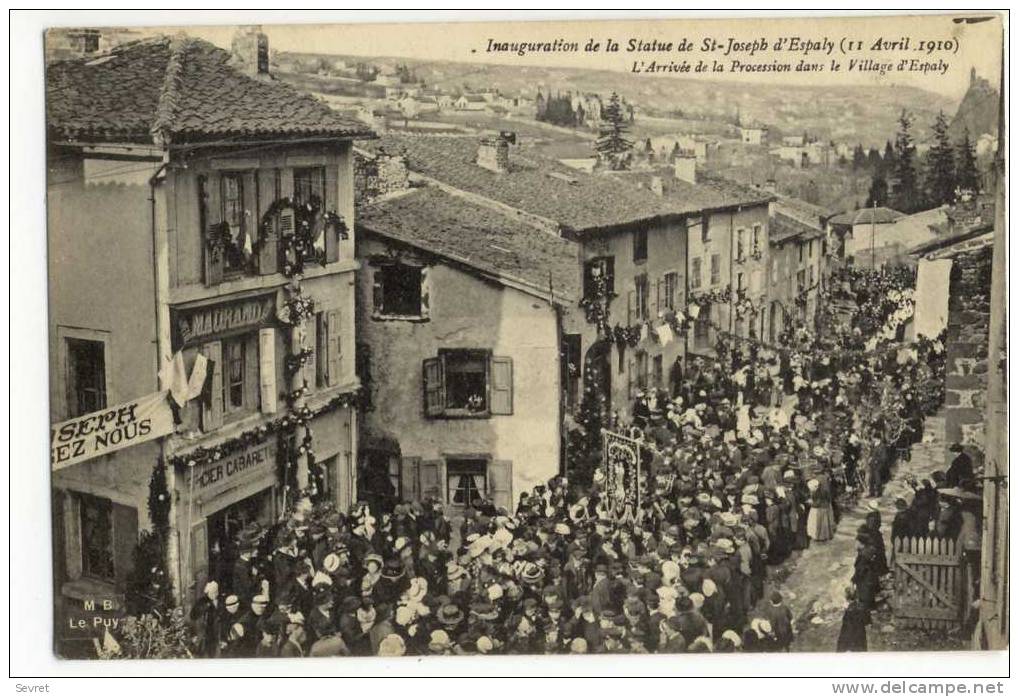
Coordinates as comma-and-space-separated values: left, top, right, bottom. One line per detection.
673, 154, 697, 184
476, 132, 514, 173
649, 176, 664, 197
230, 26, 270, 79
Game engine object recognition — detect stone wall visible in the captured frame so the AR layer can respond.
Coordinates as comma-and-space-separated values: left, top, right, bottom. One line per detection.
943, 244, 993, 456
354, 149, 410, 205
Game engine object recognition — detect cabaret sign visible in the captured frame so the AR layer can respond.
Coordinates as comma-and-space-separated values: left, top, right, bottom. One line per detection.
172, 293, 275, 348
51, 391, 175, 471
190, 441, 276, 500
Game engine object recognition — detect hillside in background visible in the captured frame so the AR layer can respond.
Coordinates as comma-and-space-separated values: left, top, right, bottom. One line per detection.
279, 51, 956, 148
949, 71, 1000, 141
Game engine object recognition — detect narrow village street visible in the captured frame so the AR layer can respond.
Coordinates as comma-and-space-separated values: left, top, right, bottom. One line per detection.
762, 410, 966, 652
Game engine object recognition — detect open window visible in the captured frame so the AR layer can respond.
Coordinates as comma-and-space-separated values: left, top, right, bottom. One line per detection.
583, 256, 615, 299
423, 350, 512, 418
372, 261, 428, 319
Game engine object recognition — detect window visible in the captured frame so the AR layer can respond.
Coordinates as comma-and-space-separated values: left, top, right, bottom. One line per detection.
808, 239, 815, 258
652, 355, 663, 387
79, 493, 114, 580
663, 272, 678, 311
635, 350, 648, 391
798, 242, 805, 263
710, 254, 721, 286
293, 167, 326, 208
561, 334, 581, 413
699, 216, 710, 243
223, 337, 246, 411
736, 228, 746, 261
633, 227, 648, 263
66, 338, 106, 418
423, 351, 513, 418
796, 269, 806, 292
690, 257, 702, 290
447, 459, 487, 507
753, 225, 762, 254
220, 172, 248, 275
634, 274, 649, 320
374, 262, 423, 318
583, 256, 615, 298
736, 272, 745, 295
694, 305, 712, 349
809, 266, 815, 286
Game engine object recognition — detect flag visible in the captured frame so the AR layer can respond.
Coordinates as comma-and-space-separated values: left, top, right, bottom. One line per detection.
186, 353, 209, 401
159, 352, 189, 408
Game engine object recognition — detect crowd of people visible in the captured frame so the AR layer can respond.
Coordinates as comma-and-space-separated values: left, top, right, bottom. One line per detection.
185, 266, 958, 658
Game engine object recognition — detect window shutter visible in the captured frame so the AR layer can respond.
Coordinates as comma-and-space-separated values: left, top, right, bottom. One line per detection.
627, 290, 635, 326
190, 521, 209, 602
324, 166, 340, 263
419, 266, 431, 319
422, 357, 444, 417
420, 459, 444, 502
257, 169, 279, 275
372, 269, 385, 315
605, 256, 615, 294
112, 503, 138, 591
52, 490, 67, 584
488, 460, 513, 512
65, 494, 82, 579
400, 456, 421, 502
628, 359, 635, 399
203, 174, 224, 286
259, 328, 277, 414
201, 341, 223, 431
490, 356, 513, 415
655, 278, 662, 315
326, 310, 342, 386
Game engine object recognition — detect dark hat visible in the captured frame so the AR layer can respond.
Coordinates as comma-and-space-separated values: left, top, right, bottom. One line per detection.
949, 442, 964, 453
437, 603, 465, 626
770, 591, 783, 605
469, 602, 499, 621
340, 595, 361, 613
677, 595, 693, 611
895, 498, 909, 511
382, 557, 405, 580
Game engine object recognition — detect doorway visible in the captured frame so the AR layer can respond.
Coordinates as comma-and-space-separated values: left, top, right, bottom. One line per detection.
205, 488, 274, 594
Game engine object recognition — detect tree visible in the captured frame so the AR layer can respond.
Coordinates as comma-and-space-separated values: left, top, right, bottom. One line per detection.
595, 92, 634, 170
883, 140, 896, 170
866, 172, 889, 207
867, 146, 883, 171
955, 128, 980, 194
924, 110, 957, 206
891, 110, 920, 212
852, 144, 866, 170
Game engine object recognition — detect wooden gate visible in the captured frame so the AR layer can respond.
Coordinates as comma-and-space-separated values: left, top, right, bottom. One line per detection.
892, 536, 964, 629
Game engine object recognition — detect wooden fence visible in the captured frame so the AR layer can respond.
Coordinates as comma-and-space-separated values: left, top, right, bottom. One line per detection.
892, 536, 965, 629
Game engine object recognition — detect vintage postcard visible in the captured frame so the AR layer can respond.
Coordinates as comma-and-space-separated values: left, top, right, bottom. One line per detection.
42, 12, 1006, 665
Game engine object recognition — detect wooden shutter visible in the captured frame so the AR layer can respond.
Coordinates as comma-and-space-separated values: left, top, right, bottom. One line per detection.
112, 503, 139, 591
190, 521, 209, 601
604, 256, 615, 295
372, 268, 385, 315
490, 356, 513, 415
627, 290, 635, 326
489, 460, 513, 512
627, 359, 635, 399
203, 174, 224, 286
52, 490, 67, 584
655, 278, 662, 315
201, 341, 223, 431
65, 495, 82, 579
420, 460, 444, 502
400, 456, 421, 502
326, 310, 342, 387
422, 357, 444, 417
259, 328, 277, 414
419, 266, 431, 319
257, 169, 279, 275
244, 333, 260, 411
324, 165, 340, 263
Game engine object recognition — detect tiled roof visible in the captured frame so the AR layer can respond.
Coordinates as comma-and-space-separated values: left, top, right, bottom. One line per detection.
829, 207, 904, 226
769, 211, 823, 245
368, 134, 766, 234
773, 194, 835, 225
607, 170, 773, 216
358, 186, 581, 301
46, 36, 374, 145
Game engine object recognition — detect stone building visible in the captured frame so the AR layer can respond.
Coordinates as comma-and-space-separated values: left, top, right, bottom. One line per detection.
355, 183, 579, 514
46, 30, 372, 651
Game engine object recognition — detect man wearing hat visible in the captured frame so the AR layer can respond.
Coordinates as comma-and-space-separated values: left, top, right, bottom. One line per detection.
237, 593, 270, 657
760, 591, 794, 651
945, 442, 974, 489
189, 580, 223, 657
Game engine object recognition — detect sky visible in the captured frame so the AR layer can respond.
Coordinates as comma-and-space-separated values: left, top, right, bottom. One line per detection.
114, 12, 1004, 101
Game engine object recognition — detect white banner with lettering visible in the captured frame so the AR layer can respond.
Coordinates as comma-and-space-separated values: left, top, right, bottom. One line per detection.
51, 391, 175, 471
